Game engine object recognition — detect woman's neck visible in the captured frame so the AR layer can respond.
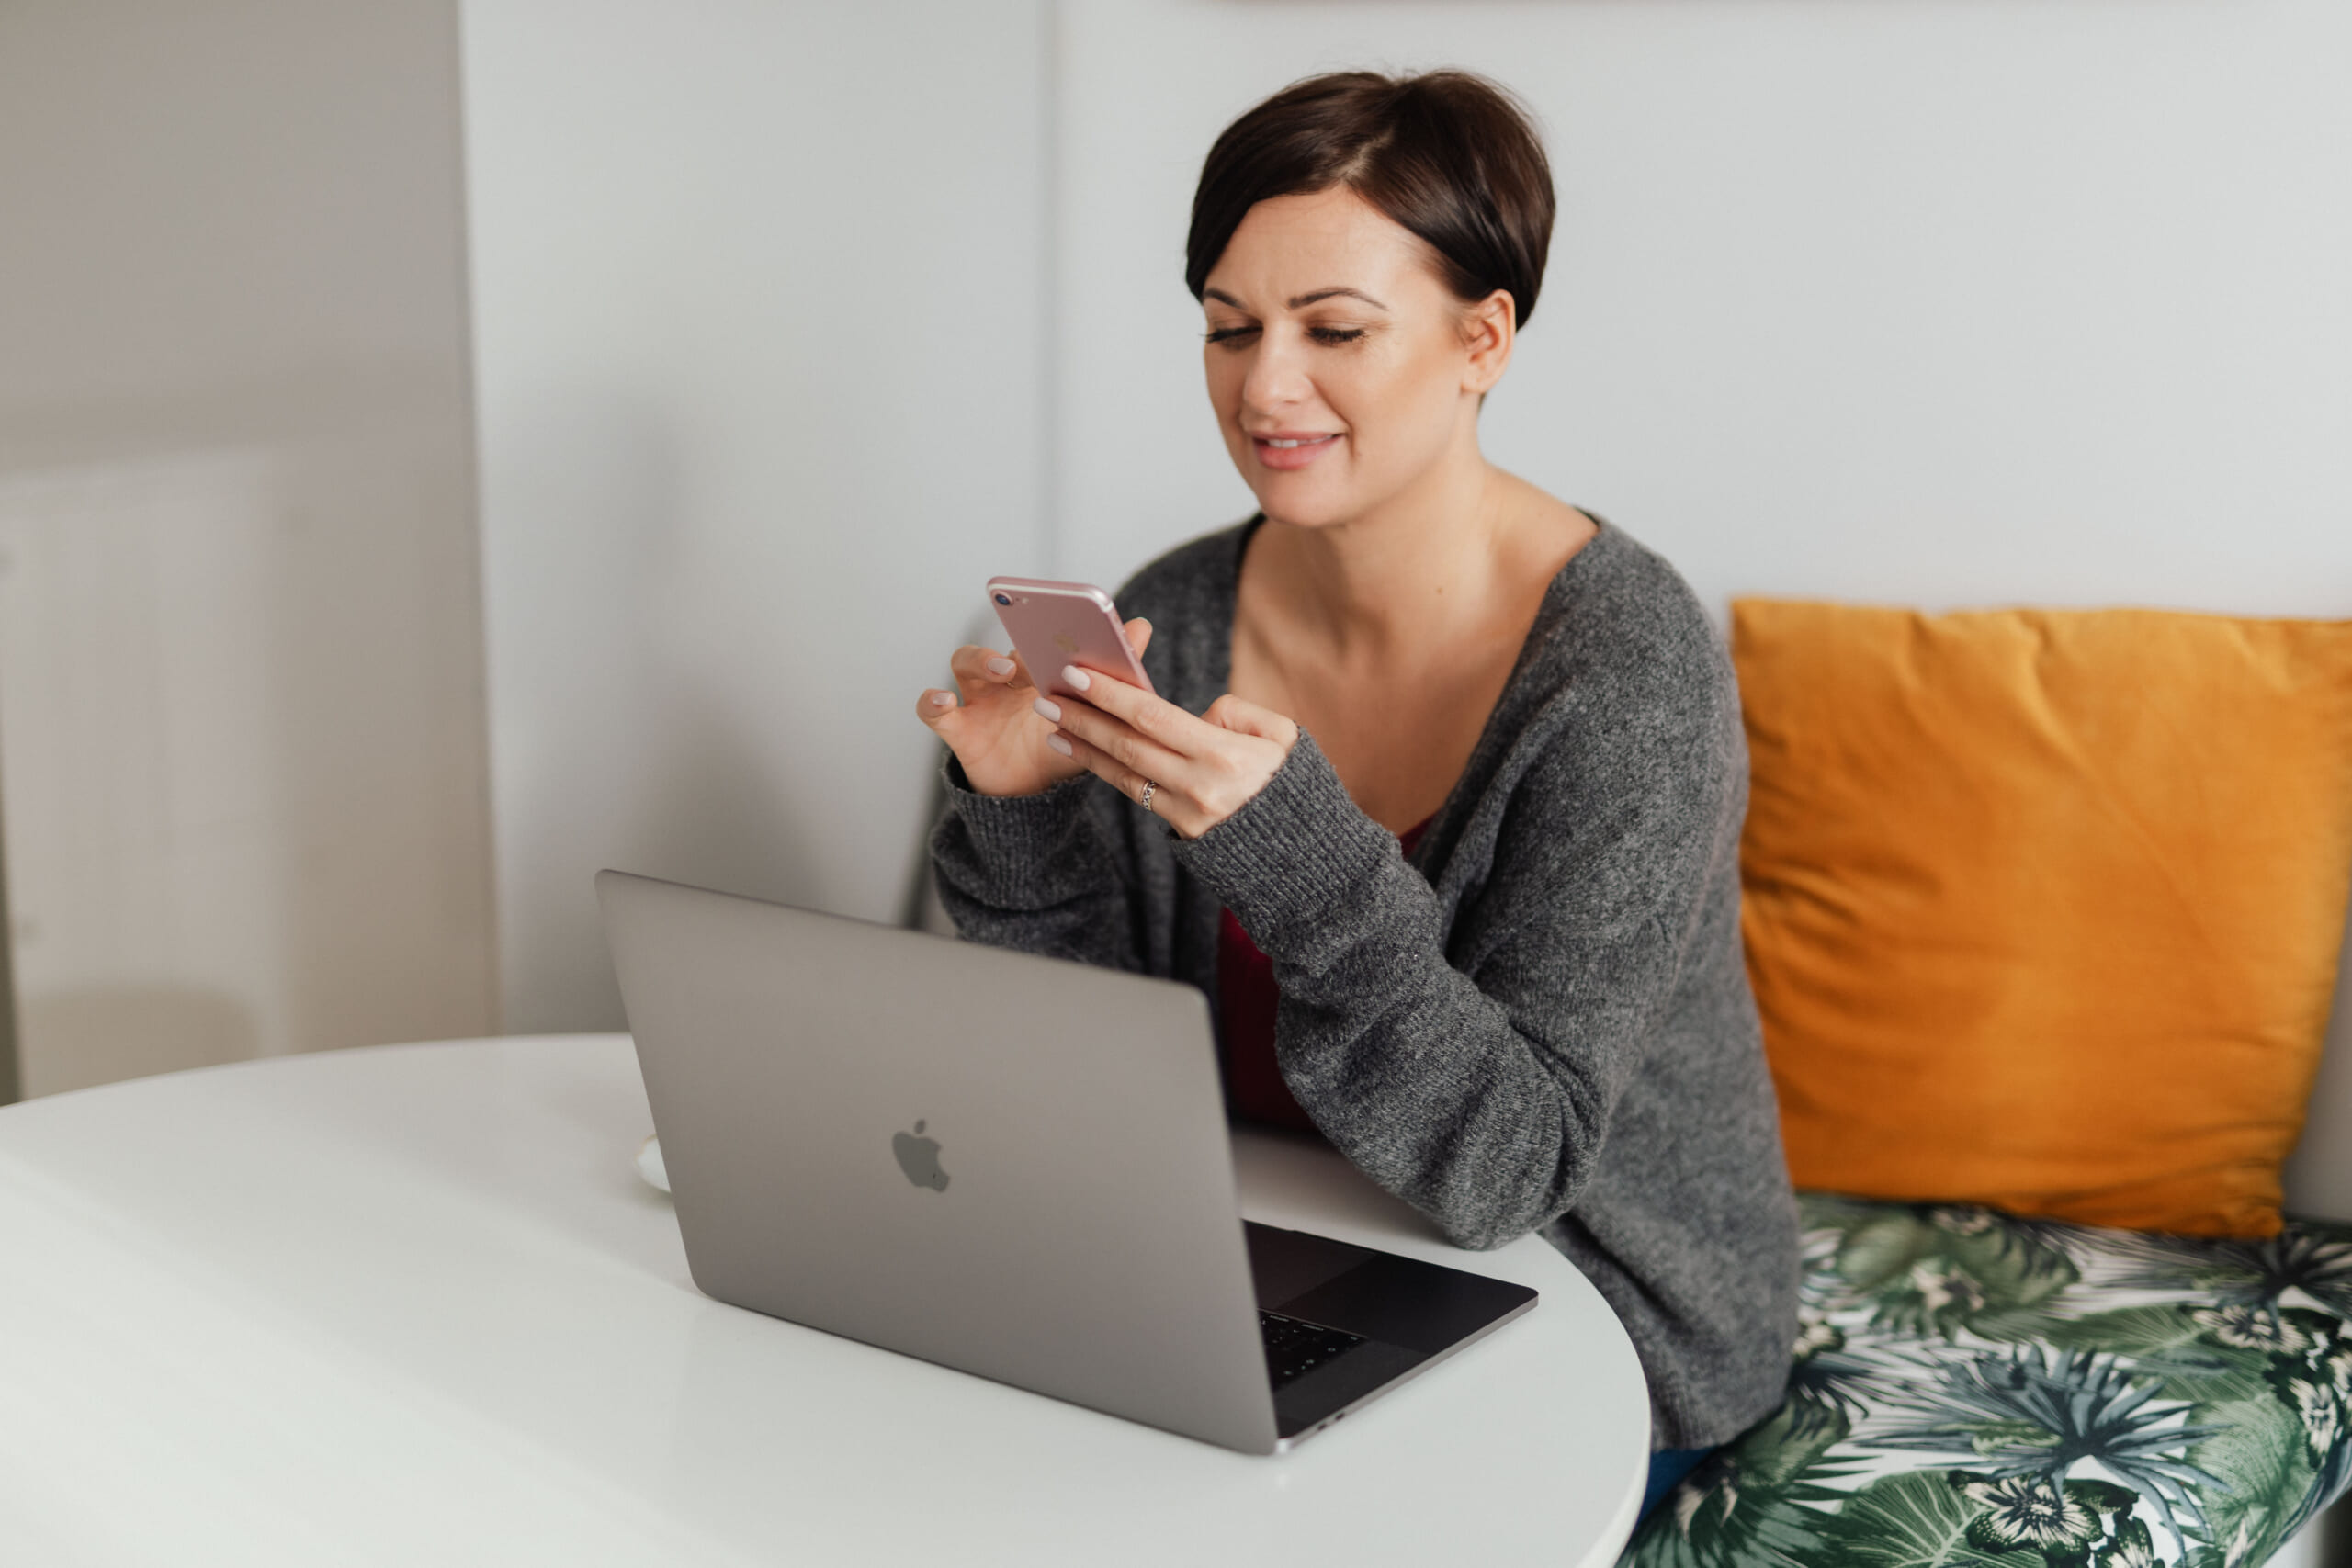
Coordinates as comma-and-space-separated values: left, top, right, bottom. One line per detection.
1253, 443, 1541, 667
1231, 433, 1597, 833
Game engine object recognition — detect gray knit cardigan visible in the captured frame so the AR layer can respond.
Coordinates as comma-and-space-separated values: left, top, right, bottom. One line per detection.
930, 518, 1799, 1450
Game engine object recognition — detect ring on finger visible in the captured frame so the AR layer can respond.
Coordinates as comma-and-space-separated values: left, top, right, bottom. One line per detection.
1139, 779, 1157, 815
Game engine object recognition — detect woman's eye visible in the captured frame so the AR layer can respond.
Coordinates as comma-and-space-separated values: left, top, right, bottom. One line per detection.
1204, 325, 1260, 346
1308, 327, 1367, 344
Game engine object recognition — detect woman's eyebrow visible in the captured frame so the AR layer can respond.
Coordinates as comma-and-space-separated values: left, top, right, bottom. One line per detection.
1288, 287, 1388, 311
1201, 286, 1390, 311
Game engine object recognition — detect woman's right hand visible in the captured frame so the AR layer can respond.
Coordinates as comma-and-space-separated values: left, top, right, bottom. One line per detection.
916, 618, 1153, 797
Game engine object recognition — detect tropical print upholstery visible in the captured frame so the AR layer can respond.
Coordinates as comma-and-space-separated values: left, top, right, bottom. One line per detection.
1623, 1196, 2352, 1568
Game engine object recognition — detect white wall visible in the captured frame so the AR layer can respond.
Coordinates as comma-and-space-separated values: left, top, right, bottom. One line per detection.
0, 0, 495, 1095
462, 0, 1051, 1032
1052, 0, 2352, 617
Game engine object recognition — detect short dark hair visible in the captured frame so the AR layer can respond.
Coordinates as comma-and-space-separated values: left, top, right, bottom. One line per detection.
1185, 70, 1556, 328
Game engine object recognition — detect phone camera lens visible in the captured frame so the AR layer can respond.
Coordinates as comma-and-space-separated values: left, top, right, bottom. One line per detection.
992, 592, 1012, 606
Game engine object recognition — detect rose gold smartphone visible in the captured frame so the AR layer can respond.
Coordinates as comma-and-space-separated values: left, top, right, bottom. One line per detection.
986, 576, 1157, 702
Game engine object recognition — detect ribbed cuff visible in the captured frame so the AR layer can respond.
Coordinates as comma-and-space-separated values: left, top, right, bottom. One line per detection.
1172, 731, 1396, 937
938, 759, 1098, 872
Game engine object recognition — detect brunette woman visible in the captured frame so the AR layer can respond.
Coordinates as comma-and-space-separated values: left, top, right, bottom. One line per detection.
914, 70, 1797, 1511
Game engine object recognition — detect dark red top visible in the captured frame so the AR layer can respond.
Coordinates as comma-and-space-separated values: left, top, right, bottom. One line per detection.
1216, 818, 1432, 1134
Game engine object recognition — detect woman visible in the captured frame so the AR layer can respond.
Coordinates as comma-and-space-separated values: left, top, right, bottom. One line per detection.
915, 70, 1797, 1511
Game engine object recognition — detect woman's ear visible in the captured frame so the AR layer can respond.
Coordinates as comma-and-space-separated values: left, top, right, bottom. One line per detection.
1461, 289, 1516, 396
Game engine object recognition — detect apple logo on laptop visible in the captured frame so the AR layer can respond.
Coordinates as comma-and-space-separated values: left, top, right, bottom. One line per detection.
893, 1120, 949, 1191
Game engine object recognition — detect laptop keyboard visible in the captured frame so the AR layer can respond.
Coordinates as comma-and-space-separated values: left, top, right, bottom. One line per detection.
1259, 1310, 1366, 1390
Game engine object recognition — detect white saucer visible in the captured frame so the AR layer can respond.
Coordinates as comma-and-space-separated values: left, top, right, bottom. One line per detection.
635, 1133, 670, 1195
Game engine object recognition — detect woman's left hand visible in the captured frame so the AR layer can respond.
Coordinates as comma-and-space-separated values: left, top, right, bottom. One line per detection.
1031, 664, 1298, 839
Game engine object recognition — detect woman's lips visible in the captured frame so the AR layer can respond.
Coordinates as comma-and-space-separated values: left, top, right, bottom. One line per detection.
1250, 432, 1340, 471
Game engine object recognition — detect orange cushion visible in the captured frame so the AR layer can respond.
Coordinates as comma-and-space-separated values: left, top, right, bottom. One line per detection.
1735, 599, 2352, 1237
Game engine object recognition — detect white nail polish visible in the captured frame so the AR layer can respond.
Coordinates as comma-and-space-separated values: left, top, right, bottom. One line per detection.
1061, 665, 1091, 692
986, 657, 1014, 676
1046, 733, 1072, 757
1034, 696, 1061, 722
928, 691, 955, 708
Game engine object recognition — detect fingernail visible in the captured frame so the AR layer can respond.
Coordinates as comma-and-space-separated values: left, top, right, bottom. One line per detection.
1046, 733, 1072, 757
1034, 696, 1061, 722
927, 691, 955, 708
1061, 665, 1091, 692
986, 656, 1015, 676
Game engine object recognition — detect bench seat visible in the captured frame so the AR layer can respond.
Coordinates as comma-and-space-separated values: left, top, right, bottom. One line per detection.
1622, 1194, 2352, 1568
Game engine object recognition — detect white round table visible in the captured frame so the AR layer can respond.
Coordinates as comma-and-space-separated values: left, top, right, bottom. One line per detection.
0, 1036, 1649, 1566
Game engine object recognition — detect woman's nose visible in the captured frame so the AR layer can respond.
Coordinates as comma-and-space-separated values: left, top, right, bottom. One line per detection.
1240, 333, 1312, 413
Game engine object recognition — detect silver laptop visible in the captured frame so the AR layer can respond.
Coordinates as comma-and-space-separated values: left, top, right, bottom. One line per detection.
597, 869, 1536, 1454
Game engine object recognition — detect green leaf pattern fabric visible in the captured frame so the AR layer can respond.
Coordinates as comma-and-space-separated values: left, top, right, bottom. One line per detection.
1622, 1199, 2352, 1568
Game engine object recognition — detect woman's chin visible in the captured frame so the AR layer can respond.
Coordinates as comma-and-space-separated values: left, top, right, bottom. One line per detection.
1247, 476, 1361, 532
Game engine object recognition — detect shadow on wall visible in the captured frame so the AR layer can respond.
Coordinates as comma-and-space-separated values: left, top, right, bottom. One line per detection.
19, 984, 257, 1099
616, 671, 819, 951
486, 391, 817, 1033
267, 419, 499, 1058
0, 412, 497, 1097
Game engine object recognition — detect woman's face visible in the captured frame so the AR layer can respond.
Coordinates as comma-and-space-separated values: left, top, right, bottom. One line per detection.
1201, 186, 1510, 530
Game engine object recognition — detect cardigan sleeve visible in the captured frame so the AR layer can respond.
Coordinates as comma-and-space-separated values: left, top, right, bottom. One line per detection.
1171, 657, 1746, 1251
928, 761, 1150, 975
